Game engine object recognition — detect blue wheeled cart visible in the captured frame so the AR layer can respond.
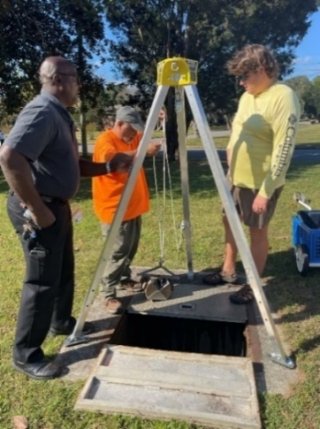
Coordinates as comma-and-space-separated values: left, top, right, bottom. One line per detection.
292, 209, 320, 275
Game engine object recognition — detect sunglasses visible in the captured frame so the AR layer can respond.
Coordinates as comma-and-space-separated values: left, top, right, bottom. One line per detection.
237, 72, 250, 82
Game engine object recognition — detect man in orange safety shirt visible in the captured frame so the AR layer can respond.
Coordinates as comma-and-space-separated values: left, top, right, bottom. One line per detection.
92, 106, 160, 314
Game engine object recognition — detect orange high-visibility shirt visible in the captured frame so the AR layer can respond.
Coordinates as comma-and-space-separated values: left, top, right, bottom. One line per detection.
92, 129, 150, 224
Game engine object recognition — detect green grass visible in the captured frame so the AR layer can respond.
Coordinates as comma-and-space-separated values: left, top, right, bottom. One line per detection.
177, 123, 320, 149
1, 130, 320, 428
80, 123, 320, 152
296, 123, 320, 145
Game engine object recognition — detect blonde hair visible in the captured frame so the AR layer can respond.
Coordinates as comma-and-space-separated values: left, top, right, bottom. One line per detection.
227, 44, 279, 79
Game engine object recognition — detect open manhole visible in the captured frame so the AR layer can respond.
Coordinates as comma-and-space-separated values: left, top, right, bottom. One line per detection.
76, 281, 261, 428
112, 284, 247, 357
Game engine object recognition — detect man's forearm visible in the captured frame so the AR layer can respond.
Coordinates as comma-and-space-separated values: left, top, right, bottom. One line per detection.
0, 146, 46, 213
79, 158, 107, 177
79, 153, 134, 177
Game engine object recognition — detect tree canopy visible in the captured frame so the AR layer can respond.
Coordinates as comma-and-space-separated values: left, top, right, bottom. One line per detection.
0, 0, 319, 148
286, 76, 320, 119
0, 0, 106, 118
102, 0, 318, 157
104, 0, 318, 116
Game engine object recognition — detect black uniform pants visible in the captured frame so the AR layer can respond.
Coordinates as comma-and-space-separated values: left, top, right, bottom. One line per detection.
7, 193, 74, 364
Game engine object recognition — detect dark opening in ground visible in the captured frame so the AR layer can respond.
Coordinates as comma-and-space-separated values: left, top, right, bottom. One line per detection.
111, 312, 247, 357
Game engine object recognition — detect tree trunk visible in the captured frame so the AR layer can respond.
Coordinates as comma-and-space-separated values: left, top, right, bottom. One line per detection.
79, 99, 87, 157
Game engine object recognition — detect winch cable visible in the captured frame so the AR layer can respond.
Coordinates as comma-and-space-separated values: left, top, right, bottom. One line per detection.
142, 116, 181, 277
161, 120, 182, 252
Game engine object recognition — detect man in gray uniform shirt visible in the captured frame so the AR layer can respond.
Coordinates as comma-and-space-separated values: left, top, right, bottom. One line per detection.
0, 56, 133, 380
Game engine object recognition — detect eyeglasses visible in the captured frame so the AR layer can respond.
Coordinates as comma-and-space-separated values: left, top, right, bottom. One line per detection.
57, 72, 79, 83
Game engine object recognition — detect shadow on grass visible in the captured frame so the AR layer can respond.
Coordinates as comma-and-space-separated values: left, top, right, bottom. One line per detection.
231, 243, 320, 329
296, 142, 320, 150
144, 157, 221, 199
242, 246, 320, 355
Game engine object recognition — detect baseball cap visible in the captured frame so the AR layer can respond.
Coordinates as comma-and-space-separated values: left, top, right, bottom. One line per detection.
116, 106, 144, 131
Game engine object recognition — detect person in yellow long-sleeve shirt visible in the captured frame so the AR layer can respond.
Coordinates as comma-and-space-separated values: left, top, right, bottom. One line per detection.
204, 44, 300, 304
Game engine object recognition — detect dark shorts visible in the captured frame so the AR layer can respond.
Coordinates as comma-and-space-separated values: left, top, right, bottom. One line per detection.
224, 186, 283, 228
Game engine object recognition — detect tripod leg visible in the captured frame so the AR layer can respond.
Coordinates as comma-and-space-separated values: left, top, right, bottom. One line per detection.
176, 87, 194, 279
65, 85, 170, 347
184, 84, 295, 368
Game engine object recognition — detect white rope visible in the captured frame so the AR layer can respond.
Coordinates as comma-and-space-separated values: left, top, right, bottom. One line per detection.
162, 130, 183, 252
152, 144, 165, 260
152, 114, 181, 264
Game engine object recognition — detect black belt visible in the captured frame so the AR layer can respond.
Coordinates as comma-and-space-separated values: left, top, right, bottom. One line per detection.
40, 194, 68, 204
9, 191, 67, 204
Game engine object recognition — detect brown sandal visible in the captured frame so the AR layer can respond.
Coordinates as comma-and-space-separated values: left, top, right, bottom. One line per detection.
104, 297, 123, 314
117, 279, 143, 292
229, 284, 254, 305
203, 271, 240, 286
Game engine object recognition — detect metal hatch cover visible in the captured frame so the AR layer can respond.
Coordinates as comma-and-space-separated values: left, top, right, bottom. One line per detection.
76, 345, 261, 429
128, 282, 247, 323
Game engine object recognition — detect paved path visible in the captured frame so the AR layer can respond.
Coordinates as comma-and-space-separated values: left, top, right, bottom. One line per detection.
291, 148, 320, 164
186, 147, 320, 165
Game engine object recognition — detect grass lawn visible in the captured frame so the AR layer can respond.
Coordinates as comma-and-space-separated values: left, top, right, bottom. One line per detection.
186, 123, 320, 149
81, 123, 320, 153
1, 130, 320, 428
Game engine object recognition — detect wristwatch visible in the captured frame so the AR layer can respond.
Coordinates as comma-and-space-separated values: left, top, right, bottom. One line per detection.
105, 161, 112, 174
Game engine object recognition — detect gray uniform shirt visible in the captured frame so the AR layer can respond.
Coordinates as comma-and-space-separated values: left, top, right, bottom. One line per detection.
4, 90, 80, 200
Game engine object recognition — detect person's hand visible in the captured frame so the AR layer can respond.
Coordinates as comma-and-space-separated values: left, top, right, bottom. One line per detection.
109, 152, 135, 172
25, 205, 56, 229
252, 194, 269, 214
35, 210, 56, 229
147, 141, 162, 156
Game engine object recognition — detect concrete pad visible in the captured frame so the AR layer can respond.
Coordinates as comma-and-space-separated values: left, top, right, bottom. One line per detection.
56, 267, 301, 397
55, 292, 130, 381
76, 346, 261, 429
247, 301, 300, 396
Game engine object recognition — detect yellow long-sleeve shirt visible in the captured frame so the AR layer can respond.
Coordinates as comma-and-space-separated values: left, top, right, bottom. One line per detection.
227, 83, 300, 198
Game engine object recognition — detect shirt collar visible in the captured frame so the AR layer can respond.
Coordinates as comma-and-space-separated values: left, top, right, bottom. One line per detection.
40, 89, 74, 123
